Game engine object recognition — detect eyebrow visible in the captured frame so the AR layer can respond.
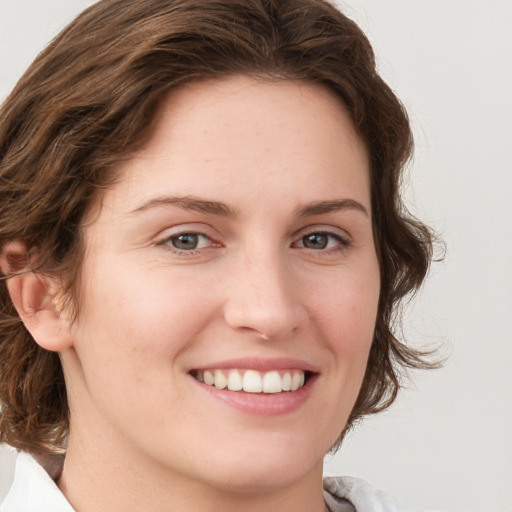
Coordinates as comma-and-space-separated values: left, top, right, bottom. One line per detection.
297, 199, 368, 218
130, 195, 368, 218
130, 195, 238, 217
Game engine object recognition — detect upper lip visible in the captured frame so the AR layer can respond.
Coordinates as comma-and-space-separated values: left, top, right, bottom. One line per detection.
189, 357, 320, 373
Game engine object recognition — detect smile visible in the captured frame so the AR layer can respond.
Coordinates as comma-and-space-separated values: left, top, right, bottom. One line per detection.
192, 369, 307, 394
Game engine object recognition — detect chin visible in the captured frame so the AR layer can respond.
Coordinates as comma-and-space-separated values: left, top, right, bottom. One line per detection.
207, 460, 320, 495
192, 432, 327, 493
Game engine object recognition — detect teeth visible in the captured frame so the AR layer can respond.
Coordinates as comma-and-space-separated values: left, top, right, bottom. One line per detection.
282, 372, 292, 391
291, 372, 304, 391
243, 370, 262, 392
262, 371, 282, 393
214, 369, 227, 390
194, 369, 307, 394
203, 370, 214, 386
227, 370, 243, 391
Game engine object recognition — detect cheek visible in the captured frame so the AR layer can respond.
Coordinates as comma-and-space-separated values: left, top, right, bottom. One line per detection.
70, 260, 225, 388
67, 268, 212, 424
314, 264, 380, 344
312, 261, 380, 396
71, 270, 163, 364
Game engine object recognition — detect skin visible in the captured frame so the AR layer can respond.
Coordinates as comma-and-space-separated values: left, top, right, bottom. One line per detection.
2, 76, 380, 512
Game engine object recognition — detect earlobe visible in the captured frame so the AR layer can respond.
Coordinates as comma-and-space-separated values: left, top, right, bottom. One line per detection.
0, 241, 74, 352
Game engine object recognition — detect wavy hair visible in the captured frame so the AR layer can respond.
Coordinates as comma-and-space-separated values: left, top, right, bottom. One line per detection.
0, 0, 436, 454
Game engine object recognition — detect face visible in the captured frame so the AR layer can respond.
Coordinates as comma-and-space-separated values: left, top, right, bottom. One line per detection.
62, 76, 380, 493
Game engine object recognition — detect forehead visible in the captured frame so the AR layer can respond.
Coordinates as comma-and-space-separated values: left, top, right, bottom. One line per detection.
90, 75, 370, 219
147, 76, 367, 168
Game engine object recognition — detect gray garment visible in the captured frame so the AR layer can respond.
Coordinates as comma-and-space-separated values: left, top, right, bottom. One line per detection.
324, 479, 356, 511
323, 476, 429, 512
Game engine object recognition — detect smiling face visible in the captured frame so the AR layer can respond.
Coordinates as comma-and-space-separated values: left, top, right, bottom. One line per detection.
60, 76, 380, 498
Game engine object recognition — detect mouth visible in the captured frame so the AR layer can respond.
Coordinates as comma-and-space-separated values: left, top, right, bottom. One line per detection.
191, 369, 312, 394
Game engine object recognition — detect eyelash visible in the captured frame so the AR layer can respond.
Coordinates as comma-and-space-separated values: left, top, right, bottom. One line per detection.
157, 229, 351, 256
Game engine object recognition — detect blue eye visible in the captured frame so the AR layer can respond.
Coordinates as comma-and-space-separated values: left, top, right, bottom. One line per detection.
302, 233, 329, 249
171, 233, 199, 250
295, 231, 349, 251
165, 232, 212, 251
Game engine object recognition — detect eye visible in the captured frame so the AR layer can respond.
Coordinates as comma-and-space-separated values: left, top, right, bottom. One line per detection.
301, 233, 330, 250
160, 232, 214, 252
293, 231, 350, 251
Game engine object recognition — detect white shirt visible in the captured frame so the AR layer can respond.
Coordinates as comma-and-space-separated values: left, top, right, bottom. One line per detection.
1, 452, 430, 512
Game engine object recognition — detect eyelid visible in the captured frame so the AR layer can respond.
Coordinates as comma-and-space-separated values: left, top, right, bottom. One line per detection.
155, 222, 217, 241
293, 224, 351, 242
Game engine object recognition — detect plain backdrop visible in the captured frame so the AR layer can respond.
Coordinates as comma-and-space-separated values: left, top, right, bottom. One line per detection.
0, 1, 511, 511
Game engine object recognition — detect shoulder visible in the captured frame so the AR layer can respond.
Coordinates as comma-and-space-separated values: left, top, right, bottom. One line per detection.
323, 476, 432, 512
0, 452, 74, 512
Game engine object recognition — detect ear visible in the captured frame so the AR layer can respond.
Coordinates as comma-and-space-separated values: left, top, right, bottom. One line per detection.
0, 241, 73, 352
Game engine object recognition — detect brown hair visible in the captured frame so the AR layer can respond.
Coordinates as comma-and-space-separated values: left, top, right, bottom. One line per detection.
0, 0, 436, 455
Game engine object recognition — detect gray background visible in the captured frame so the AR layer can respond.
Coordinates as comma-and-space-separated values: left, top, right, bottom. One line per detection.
1, 1, 511, 511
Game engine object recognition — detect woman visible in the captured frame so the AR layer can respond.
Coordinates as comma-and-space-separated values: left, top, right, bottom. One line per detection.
0, 1, 434, 510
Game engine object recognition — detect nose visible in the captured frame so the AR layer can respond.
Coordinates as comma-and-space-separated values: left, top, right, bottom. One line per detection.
223, 250, 304, 341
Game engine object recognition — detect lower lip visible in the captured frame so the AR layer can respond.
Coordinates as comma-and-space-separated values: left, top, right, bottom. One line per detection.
191, 374, 317, 416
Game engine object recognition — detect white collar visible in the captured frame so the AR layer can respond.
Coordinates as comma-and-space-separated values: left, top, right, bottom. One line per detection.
1, 452, 73, 512
1, 453, 427, 512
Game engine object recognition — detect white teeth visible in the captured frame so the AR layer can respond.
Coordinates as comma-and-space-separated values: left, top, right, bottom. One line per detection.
243, 370, 262, 393
203, 370, 214, 386
214, 369, 227, 390
227, 370, 243, 391
194, 369, 307, 394
282, 372, 292, 391
290, 372, 302, 391
262, 371, 282, 393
